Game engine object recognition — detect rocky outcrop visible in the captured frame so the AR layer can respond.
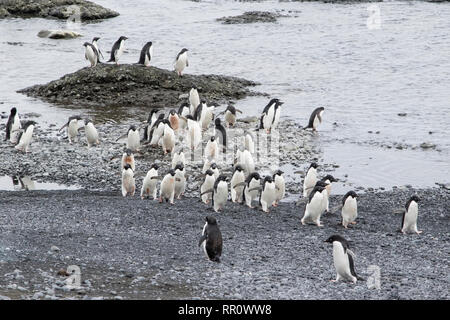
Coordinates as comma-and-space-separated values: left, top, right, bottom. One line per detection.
217, 11, 287, 24
0, 0, 119, 21
18, 63, 259, 109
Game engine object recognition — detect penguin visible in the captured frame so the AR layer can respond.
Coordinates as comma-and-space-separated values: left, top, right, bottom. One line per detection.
198, 216, 222, 263
137, 41, 153, 67
14, 120, 37, 153
168, 109, 179, 132
171, 149, 186, 169
185, 115, 202, 150
243, 172, 261, 209
305, 107, 325, 131
5, 107, 21, 144
159, 169, 176, 204
401, 195, 422, 234
201, 169, 216, 204
189, 86, 200, 116
303, 162, 318, 197
195, 100, 215, 131
273, 170, 285, 207
148, 113, 166, 146
243, 131, 255, 154
116, 125, 140, 152
212, 175, 228, 213
174, 163, 186, 199
272, 100, 283, 130
143, 109, 159, 142
108, 36, 128, 65
260, 175, 277, 213
161, 120, 175, 154
301, 186, 326, 227
230, 165, 245, 203
174, 48, 188, 76
91, 37, 104, 62
178, 102, 190, 130
205, 136, 219, 161
341, 191, 358, 229
202, 161, 220, 180
141, 163, 159, 200
235, 149, 255, 176
259, 98, 280, 134
214, 118, 227, 153
59, 115, 82, 144
121, 148, 135, 172
325, 235, 364, 283
314, 180, 330, 215
83, 119, 100, 148
321, 174, 338, 200
219, 105, 242, 128
83, 42, 98, 67
121, 164, 136, 197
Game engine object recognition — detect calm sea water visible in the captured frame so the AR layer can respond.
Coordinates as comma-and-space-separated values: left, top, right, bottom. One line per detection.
1, 0, 449, 193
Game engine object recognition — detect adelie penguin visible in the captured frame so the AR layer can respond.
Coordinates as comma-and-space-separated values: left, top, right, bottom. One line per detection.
303, 162, 318, 198
15, 120, 37, 153
214, 118, 227, 153
321, 175, 338, 205
202, 161, 220, 180
325, 235, 364, 284
314, 180, 330, 215
141, 163, 159, 200
168, 109, 180, 132
137, 41, 153, 67
401, 195, 422, 235
161, 120, 175, 154
341, 191, 358, 228
174, 163, 186, 200
305, 107, 325, 131
143, 109, 159, 142
178, 102, 190, 130
82, 119, 100, 148
259, 98, 283, 134
230, 165, 245, 203
116, 125, 140, 152
218, 105, 242, 128
59, 115, 82, 144
301, 185, 326, 227
5, 107, 21, 144
121, 164, 136, 197
160, 169, 176, 204
201, 169, 215, 204
83, 42, 99, 67
189, 86, 200, 116
273, 170, 285, 207
174, 48, 188, 76
260, 175, 277, 213
108, 36, 128, 65
205, 136, 219, 161
201, 175, 228, 212
148, 114, 166, 146
198, 216, 223, 263
91, 37, 104, 62
185, 115, 202, 151
242, 172, 261, 209
121, 148, 135, 172
195, 100, 215, 131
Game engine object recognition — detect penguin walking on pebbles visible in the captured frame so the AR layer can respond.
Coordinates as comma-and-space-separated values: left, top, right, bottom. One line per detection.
259, 98, 280, 134
161, 120, 175, 154
235, 149, 255, 176
174, 48, 189, 76
202, 161, 220, 180
148, 114, 166, 146
219, 105, 242, 127
212, 175, 228, 212
325, 235, 364, 283
189, 86, 200, 116
108, 36, 128, 65
185, 115, 202, 151
82, 119, 100, 148
260, 176, 277, 213
121, 164, 136, 197
91, 37, 104, 62
178, 102, 190, 130
160, 170, 176, 204
168, 109, 179, 132
214, 118, 227, 153
59, 115, 82, 144
198, 216, 222, 263
341, 191, 358, 228
201, 169, 216, 204
5, 107, 21, 144
14, 120, 37, 153
137, 41, 153, 67
205, 136, 219, 161
273, 170, 285, 207
303, 162, 318, 198
174, 163, 186, 199
301, 186, 326, 227
172, 149, 186, 169
401, 195, 422, 234
230, 165, 245, 203
83, 42, 98, 67
143, 110, 159, 141
305, 107, 325, 131
195, 101, 215, 131
121, 148, 135, 172
243, 172, 261, 209
116, 125, 140, 152
141, 164, 159, 200
321, 175, 338, 206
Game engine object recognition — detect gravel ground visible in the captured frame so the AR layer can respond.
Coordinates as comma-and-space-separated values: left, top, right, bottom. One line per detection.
0, 187, 448, 300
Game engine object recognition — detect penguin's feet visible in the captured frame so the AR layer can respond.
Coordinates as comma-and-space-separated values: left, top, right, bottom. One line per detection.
330, 279, 338, 283
301, 219, 306, 225
351, 221, 357, 225
416, 230, 423, 234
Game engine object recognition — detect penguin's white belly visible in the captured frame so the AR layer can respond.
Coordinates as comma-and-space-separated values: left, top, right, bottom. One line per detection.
175, 52, 187, 72
127, 131, 140, 151
160, 177, 175, 199
122, 171, 135, 196
214, 183, 228, 210
273, 108, 281, 129
263, 107, 275, 130
144, 53, 150, 66
162, 128, 175, 153
321, 189, 329, 212
342, 198, 358, 222
10, 116, 21, 143
225, 111, 235, 126
141, 172, 158, 198
245, 180, 259, 205
313, 115, 320, 129
303, 170, 317, 197
189, 90, 200, 115
15, 126, 34, 151
303, 193, 323, 222
275, 177, 285, 201
205, 141, 218, 159
85, 46, 97, 66
68, 120, 78, 141
261, 184, 276, 210
174, 173, 186, 197
231, 172, 245, 202
403, 203, 418, 232
116, 41, 125, 61
85, 124, 99, 146
201, 177, 215, 203
333, 243, 355, 282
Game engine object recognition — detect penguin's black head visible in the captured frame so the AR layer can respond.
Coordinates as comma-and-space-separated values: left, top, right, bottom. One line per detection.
201, 100, 207, 105
250, 172, 261, 181
205, 169, 214, 176
234, 165, 243, 172
180, 48, 188, 53
83, 42, 90, 47
226, 105, 236, 114
325, 234, 346, 244
264, 176, 273, 184
210, 163, 217, 170
157, 113, 165, 120
322, 174, 338, 183
410, 195, 420, 202
276, 101, 284, 106
84, 119, 92, 125
191, 85, 197, 90
269, 98, 279, 105
124, 148, 132, 156
315, 181, 329, 188
348, 191, 358, 199
205, 216, 217, 225
123, 164, 132, 171
146, 41, 153, 46
168, 169, 176, 177
312, 185, 325, 194
273, 170, 283, 177
92, 37, 100, 42
151, 163, 159, 170
210, 136, 215, 142
174, 163, 184, 172
310, 162, 318, 169
129, 125, 137, 132
169, 109, 176, 115
119, 36, 128, 41
10, 107, 17, 115
217, 175, 228, 182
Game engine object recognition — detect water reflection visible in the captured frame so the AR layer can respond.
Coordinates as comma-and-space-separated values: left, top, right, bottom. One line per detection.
0, 176, 78, 191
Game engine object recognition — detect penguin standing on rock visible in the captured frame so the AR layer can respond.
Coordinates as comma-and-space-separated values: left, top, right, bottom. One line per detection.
83, 42, 98, 67
301, 185, 326, 227
91, 37, 104, 62
108, 36, 128, 65
141, 164, 159, 200
174, 48, 189, 76
5, 107, 21, 144
401, 195, 422, 234
230, 165, 245, 203
160, 170, 176, 204
219, 105, 243, 127
341, 191, 358, 228
325, 235, 364, 283
137, 41, 153, 67
303, 162, 318, 197
15, 120, 37, 153
59, 115, 82, 144
201, 169, 215, 204
260, 176, 277, 213
121, 164, 136, 197
198, 216, 222, 263
273, 170, 285, 207
305, 107, 325, 131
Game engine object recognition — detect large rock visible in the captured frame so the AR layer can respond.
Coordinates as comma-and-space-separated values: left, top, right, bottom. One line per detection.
217, 11, 287, 24
0, 0, 119, 21
37, 29, 82, 39
18, 64, 259, 109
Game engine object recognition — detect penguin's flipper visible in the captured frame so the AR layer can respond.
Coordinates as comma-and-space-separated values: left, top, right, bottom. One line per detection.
248, 186, 262, 193
232, 182, 246, 189
99, 49, 104, 60
235, 109, 243, 114
198, 234, 207, 247
150, 176, 161, 180
115, 133, 128, 142
200, 188, 214, 196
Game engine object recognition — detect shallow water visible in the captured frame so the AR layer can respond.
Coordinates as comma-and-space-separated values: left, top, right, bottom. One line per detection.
0, 0, 449, 191
0, 176, 79, 191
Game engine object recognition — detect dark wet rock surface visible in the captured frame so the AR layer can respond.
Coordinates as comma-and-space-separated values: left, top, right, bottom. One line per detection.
0, 0, 119, 21
18, 64, 259, 109
0, 187, 448, 299
217, 11, 289, 24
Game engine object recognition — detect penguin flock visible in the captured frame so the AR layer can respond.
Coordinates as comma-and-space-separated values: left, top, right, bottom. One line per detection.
2, 36, 425, 285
